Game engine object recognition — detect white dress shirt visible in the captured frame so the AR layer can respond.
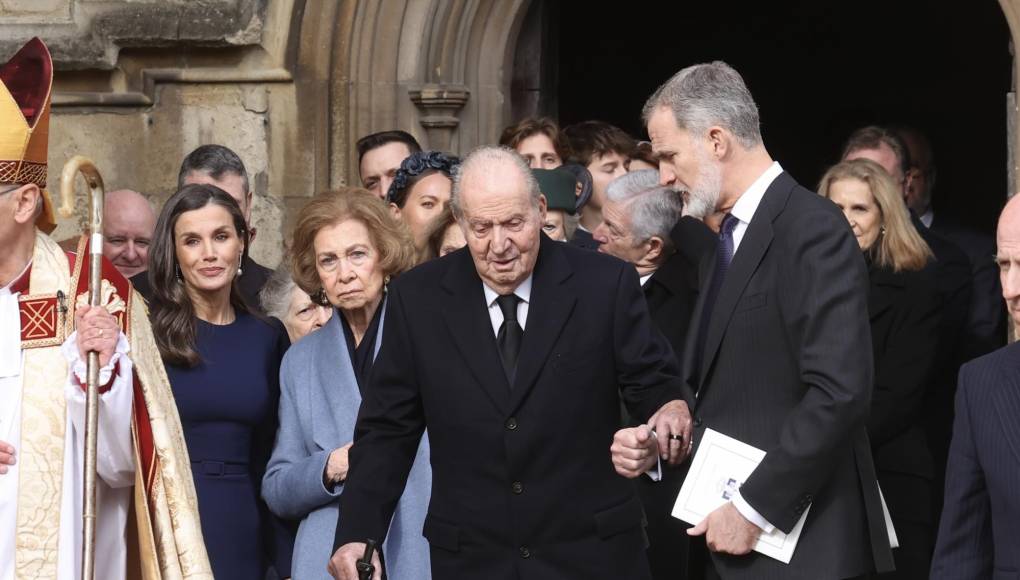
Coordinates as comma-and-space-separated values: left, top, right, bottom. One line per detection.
728, 161, 784, 255
919, 208, 934, 228
482, 274, 533, 336
723, 161, 784, 533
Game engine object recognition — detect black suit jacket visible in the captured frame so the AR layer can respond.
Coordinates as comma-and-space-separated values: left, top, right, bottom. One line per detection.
334, 235, 686, 580
930, 214, 1006, 357
931, 342, 1020, 578
568, 227, 599, 251
644, 216, 716, 356
638, 216, 714, 580
866, 260, 940, 526
683, 172, 894, 579
130, 254, 272, 314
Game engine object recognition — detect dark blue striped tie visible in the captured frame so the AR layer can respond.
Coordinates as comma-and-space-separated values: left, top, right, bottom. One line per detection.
694, 213, 739, 381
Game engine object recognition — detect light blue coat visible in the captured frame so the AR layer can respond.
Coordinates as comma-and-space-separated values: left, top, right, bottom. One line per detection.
262, 303, 432, 579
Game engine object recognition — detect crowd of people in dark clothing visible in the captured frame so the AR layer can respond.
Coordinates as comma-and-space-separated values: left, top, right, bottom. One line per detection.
16, 55, 1015, 579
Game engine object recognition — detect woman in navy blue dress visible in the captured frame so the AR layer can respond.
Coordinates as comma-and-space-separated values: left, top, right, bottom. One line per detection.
147, 183, 292, 579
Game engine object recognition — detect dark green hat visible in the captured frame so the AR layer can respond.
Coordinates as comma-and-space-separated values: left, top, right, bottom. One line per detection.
532, 168, 576, 215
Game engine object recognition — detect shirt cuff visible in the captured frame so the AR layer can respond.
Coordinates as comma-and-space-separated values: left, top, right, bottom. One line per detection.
732, 491, 774, 533
644, 454, 662, 482
61, 330, 130, 390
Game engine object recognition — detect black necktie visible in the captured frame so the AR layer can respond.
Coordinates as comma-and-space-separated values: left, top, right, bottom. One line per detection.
496, 294, 523, 386
694, 213, 739, 380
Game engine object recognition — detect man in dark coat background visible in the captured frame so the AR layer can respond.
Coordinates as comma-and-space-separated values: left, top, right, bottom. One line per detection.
592, 168, 715, 579
131, 144, 272, 312
329, 146, 695, 580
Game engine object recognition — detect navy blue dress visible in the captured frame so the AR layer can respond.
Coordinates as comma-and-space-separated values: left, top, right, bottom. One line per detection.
165, 312, 292, 579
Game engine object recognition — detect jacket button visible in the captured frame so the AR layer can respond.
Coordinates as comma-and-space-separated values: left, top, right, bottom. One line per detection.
519, 546, 531, 559
693, 417, 703, 428
512, 481, 524, 494
505, 417, 518, 430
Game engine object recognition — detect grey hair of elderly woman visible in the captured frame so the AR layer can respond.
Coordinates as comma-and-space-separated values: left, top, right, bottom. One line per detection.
605, 169, 683, 253
260, 261, 299, 321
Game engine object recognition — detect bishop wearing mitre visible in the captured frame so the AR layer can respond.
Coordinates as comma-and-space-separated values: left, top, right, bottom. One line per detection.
0, 38, 211, 579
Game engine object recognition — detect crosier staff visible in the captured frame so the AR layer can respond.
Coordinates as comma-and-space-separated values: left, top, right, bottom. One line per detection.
59, 155, 106, 580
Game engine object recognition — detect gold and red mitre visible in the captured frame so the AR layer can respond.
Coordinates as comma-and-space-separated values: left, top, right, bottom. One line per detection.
0, 37, 56, 233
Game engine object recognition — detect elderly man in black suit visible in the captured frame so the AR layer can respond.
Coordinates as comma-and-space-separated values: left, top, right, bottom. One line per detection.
930, 194, 1020, 578
328, 146, 694, 580
612, 61, 894, 579
593, 168, 713, 579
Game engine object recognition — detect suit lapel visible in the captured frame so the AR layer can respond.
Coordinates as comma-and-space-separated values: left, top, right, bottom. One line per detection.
441, 250, 511, 412
699, 175, 793, 386
683, 265, 712, 391
510, 236, 576, 412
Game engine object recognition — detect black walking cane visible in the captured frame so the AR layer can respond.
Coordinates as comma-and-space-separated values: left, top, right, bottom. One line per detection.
356, 539, 378, 580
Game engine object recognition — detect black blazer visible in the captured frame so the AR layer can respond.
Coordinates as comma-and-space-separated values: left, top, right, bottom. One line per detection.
683, 172, 894, 579
638, 216, 714, 580
931, 342, 1020, 578
930, 214, 1006, 357
644, 216, 716, 356
334, 235, 686, 580
866, 260, 940, 526
568, 227, 599, 251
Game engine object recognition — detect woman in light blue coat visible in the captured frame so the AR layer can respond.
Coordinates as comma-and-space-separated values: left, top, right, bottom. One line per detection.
263, 189, 431, 580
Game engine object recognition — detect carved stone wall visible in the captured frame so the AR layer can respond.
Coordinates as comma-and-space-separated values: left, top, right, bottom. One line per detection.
0, 0, 533, 269
8, 0, 1016, 271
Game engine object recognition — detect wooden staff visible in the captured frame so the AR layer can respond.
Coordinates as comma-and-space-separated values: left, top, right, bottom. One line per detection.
58, 156, 106, 580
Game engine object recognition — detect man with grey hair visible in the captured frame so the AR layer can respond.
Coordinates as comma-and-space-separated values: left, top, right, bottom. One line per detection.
612, 62, 894, 579
595, 170, 684, 280
330, 145, 693, 580
597, 170, 714, 579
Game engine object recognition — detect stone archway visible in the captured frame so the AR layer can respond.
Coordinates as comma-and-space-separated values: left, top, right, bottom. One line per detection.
296, 0, 533, 189
999, 0, 1020, 197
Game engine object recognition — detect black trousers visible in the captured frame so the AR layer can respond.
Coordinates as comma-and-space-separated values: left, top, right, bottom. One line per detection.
688, 536, 875, 580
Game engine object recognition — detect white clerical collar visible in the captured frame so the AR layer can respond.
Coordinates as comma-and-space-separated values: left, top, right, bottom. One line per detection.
729, 161, 783, 226
639, 273, 653, 287
483, 274, 533, 307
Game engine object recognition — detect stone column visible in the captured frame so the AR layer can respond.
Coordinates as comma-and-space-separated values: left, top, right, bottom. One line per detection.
409, 84, 470, 152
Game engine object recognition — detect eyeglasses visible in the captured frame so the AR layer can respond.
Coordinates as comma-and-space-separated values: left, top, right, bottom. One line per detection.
0, 185, 21, 196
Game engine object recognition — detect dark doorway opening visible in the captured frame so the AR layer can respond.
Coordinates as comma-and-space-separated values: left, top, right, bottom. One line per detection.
516, 0, 1011, 233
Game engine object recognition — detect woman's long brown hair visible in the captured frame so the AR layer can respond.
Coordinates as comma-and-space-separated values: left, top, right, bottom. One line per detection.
147, 183, 251, 367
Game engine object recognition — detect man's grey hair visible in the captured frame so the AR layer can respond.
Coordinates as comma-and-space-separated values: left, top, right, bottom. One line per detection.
450, 146, 542, 218
259, 261, 298, 321
606, 170, 682, 251
642, 61, 763, 149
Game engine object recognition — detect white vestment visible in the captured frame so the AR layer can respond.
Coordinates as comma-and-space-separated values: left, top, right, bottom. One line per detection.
0, 279, 135, 580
